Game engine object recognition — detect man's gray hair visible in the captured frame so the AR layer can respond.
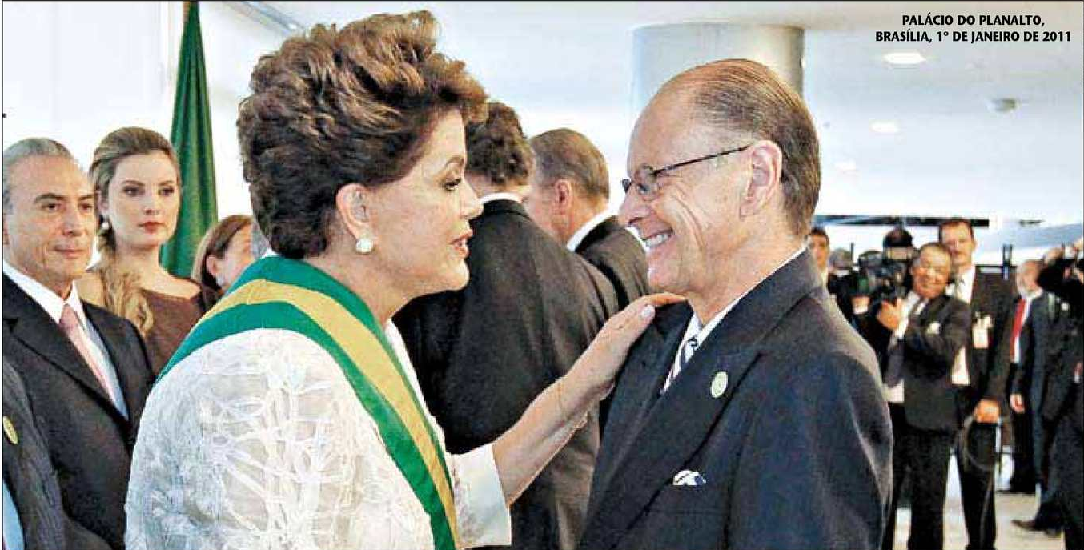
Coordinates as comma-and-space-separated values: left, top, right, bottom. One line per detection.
3, 138, 78, 211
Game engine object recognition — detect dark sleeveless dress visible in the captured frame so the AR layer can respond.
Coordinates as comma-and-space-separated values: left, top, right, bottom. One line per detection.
142, 282, 217, 376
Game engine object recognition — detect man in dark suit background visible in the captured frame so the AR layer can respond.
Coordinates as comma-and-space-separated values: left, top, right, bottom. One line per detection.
3, 357, 112, 550
576, 59, 892, 550
939, 217, 1015, 550
394, 102, 619, 550
1009, 259, 1066, 535
857, 243, 970, 550
2, 138, 155, 549
1036, 242, 1083, 550
524, 127, 649, 310
809, 226, 858, 325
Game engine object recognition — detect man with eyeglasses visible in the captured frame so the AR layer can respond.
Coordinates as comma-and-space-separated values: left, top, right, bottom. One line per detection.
576, 59, 892, 550
857, 243, 971, 550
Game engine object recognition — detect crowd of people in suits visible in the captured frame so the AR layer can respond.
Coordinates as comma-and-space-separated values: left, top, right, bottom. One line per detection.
812, 221, 1084, 550
2, 9, 1081, 550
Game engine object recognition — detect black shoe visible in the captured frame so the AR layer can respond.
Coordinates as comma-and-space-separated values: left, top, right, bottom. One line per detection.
1013, 519, 1043, 531
1012, 518, 1062, 534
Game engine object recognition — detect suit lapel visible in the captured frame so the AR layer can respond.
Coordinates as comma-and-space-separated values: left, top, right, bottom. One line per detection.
85, 304, 148, 427
583, 250, 822, 549
3, 276, 118, 408
591, 304, 689, 506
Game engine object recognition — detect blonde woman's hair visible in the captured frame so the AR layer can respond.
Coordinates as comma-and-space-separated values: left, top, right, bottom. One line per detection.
88, 126, 181, 334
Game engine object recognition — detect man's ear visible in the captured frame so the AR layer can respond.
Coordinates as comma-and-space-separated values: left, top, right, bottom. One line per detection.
553, 179, 574, 215
739, 140, 783, 219
335, 183, 371, 240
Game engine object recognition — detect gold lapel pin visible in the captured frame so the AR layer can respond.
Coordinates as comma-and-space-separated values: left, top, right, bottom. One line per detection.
3, 416, 19, 446
710, 371, 729, 399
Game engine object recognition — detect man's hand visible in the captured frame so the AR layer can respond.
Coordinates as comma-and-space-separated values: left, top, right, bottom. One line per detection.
876, 298, 903, 331
974, 398, 1000, 424
1009, 393, 1025, 414
852, 295, 871, 315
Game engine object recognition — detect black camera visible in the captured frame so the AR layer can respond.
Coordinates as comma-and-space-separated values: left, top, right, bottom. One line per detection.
855, 226, 916, 304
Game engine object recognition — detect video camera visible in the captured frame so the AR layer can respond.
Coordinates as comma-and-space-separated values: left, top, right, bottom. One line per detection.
855, 226, 916, 304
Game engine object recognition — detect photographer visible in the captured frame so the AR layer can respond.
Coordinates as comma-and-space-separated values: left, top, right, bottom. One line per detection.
858, 242, 971, 550
1037, 237, 1084, 550
853, 226, 917, 317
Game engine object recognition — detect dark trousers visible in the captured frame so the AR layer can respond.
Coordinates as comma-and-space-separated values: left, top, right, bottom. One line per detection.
1053, 401, 1083, 550
1009, 406, 1037, 490
956, 419, 998, 550
1034, 415, 1065, 527
883, 405, 954, 550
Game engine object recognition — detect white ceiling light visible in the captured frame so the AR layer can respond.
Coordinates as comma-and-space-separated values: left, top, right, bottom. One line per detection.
835, 161, 857, 172
883, 51, 926, 65
871, 121, 899, 134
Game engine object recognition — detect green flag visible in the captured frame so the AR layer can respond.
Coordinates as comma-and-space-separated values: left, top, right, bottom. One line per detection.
162, 2, 217, 277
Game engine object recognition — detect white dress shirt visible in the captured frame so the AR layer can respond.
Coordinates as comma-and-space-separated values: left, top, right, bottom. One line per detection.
946, 265, 975, 386
662, 246, 807, 393
479, 191, 523, 205
2, 261, 128, 416
565, 211, 613, 252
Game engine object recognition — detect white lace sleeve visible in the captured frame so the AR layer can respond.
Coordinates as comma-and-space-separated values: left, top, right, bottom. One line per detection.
126, 329, 436, 550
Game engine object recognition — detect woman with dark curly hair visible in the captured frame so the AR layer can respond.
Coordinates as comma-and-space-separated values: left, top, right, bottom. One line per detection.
124, 11, 677, 550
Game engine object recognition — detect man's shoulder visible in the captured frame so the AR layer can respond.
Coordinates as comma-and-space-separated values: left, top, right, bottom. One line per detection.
770, 291, 879, 373
581, 226, 645, 264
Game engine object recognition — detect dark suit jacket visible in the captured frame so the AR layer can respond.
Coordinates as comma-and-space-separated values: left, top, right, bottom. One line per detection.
3, 275, 154, 550
577, 250, 892, 550
394, 199, 619, 550
575, 216, 650, 310
958, 271, 1015, 410
826, 271, 859, 326
1012, 293, 1061, 405
858, 294, 971, 432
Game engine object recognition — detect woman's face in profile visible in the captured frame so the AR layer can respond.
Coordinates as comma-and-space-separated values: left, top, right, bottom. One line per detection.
365, 110, 483, 298
102, 151, 181, 251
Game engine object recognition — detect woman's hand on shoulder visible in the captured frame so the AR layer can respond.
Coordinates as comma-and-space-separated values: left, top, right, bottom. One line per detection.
574, 292, 686, 400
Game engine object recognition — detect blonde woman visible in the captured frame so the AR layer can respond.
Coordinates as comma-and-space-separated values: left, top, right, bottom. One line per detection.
77, 127, 217, 375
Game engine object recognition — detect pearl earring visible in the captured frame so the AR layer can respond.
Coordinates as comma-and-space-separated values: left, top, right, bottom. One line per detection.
100, 217, 111, 232
355, 235, 374, 254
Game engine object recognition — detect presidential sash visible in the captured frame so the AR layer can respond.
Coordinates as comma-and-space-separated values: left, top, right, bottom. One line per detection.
161, 256, 459, 550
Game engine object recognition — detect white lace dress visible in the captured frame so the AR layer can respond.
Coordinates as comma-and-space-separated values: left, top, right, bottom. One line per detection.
124, 326, 512, 550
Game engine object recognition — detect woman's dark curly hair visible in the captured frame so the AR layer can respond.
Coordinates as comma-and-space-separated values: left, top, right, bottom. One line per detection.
465, 101, 532, 188
237, 10, 487, 258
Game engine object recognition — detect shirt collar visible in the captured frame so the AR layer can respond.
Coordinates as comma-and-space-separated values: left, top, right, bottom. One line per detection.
3, 259, 88, 328
566, 211, 612, 252
682, 245, 807, 344
480, 192, 523, 205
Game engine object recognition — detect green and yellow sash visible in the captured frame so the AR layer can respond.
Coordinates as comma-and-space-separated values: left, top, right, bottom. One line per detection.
160, 256, 459, 550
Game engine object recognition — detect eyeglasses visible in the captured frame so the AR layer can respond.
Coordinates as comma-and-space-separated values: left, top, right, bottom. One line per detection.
621, 144, 752, 200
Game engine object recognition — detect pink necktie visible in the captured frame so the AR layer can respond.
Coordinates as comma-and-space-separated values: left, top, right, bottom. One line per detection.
59, 304, 118, 405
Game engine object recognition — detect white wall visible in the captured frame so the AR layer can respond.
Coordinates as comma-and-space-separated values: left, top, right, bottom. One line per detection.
2, 1, 285, 217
